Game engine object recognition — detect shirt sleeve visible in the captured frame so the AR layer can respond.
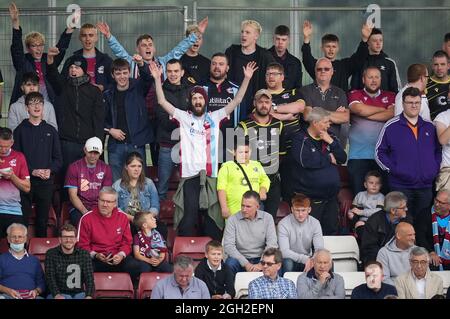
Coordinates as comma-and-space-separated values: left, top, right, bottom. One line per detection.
16, 153, 30, 179
64, 164, 78, 188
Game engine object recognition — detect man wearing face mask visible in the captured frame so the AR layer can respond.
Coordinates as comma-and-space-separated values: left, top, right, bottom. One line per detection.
351, 261, 397, 299
0, 223, 45, 299
360, 191, 412, 266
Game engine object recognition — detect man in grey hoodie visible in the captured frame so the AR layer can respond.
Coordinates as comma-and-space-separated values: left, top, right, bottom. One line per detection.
376, 222, 416, 285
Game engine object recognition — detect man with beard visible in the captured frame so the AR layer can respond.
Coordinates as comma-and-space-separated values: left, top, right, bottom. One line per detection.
347, 66, 395, 195
200, 53, 240, 161
426, 50, 450, 120
149, 60, 257, 240
237, 89, 285, 222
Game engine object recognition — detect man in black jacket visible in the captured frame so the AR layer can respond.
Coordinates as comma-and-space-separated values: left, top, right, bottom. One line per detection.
301, 20, 372, 92
194, 240, 235, 299
360, 191, 412, 266
13, 92, 62, 237
351, 28, 401, 93
156, 59, 194, 200
46, 47, 105, 175
268, 25, 302, 90
8, 2, 73, 105
225, 20, 274, 121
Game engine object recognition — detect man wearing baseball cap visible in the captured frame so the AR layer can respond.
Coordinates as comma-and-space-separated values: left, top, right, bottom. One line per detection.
64, 137, 112, 227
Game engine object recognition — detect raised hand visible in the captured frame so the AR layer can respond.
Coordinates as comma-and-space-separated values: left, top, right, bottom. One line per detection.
132, 54, 144, 67
96, 21, 111, 39
47, 47, 60, 65
9, 3, 19, 28
243, 61, 258, 79
303, 20, 313, 42
149, 61, 162, 79
361, 22, 374, 42
197, 16, 208, 34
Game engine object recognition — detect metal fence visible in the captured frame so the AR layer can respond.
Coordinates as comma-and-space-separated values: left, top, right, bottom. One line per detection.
0, 5, 187, 122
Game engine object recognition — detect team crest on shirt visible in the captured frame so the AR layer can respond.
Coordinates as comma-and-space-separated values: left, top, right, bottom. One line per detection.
98, 66, 104, 74
282, 93, 290, 99
116, 227, 122, 235
363, 96, 368, 102
382, 96, 389, 103
380, 65, 386, 71
227, 88, 234, 94
96, 172, 105, 180
311, 148, 316, 152
9, 159, 17, 167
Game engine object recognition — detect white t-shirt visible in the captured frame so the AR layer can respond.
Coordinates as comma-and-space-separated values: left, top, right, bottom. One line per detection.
394, 85, 431, 121
434, 109, 450, 168
173, 108, 227, 178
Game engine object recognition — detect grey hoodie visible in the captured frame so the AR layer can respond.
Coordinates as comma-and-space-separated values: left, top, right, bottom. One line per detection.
8, 96, 58, 131
376, 237, 415, 285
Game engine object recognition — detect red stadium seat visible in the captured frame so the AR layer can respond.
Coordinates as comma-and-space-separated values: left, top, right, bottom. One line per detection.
172, 236, 212, 267
276, 201, 290, 224
137, 272, 171, 299
93, 272, 135, 299
159, 200, 175, 226
59, 201, 71, 228
28, 205, 58, 237
0, 238, 9, 254
337, 166, 354, 233
168, 169, 180, 190
28, 237, 59, 262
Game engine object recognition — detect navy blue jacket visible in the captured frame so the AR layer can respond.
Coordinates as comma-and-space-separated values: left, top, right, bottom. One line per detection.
375, 113, 441, 189
291, 128, 347, 199
10, 27, 72, 105
103, 65, 154, 147
62, 48, 113, 88
268, 46, 303, 90
12, 119, 62, 181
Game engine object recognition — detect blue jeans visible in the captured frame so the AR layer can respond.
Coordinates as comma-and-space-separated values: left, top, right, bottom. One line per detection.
47, 292, 86, 299
225, 256, 261, 276
157, 146, 175, 200
282, 258, 305, 275
108, 143, 146, 182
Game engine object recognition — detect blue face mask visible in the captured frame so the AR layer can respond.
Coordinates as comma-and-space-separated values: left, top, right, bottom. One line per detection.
10, 242, 25, 252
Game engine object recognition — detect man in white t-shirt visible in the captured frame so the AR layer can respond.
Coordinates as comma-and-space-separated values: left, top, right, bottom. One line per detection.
434, 109, 450, 190
149, 60, 257, 239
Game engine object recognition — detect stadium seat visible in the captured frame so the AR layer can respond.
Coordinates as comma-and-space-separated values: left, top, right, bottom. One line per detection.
168, 168, 181, 190
148, 166, 158, 182
28, 237, 60, 262
0, 238, 9, 254
172, 236, 212, 266
93, 272, 135, 299
59, 201, 71, 228
283, 272, 301, 285
159, 200, 175, 226
28, 205, 58, 237
324, 235, 360, 271
337, 166, 353, 233
234, 271, 263, 298
276, 201, 290, 224
137, 272, 172, 299
336, 271, 366, 298
432, 271, 450, 294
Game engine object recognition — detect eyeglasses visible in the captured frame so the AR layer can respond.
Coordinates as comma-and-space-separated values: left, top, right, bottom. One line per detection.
316, 67, 331, 72
265, 72, 282, 77
395, 206, 408, 212
99, 199, 116, 204
260, 261, 277, 267
435, 198, 449, 205
61, 235, 76, 240
9, 235, 26, 240
403, 101, 421, 106
410, 260, 428, 266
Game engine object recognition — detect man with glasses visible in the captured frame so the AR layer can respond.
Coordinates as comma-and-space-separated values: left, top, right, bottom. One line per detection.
299, 58, 349, 146
64, 137, 112, 227
0, 223, 44, 299
248, 248, 297, 299
416, 190, 450, 270
360, 191, 412, 265
376, 87, 441, 221
12, 92, 62, 238
78, 187, 140, 279
395, 246, 443, 299
45, 224, 94, 299
376, 222, 417, 285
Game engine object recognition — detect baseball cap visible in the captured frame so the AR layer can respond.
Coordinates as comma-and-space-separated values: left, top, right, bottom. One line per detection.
254, 89, 272, 101
84, 137, 103, 154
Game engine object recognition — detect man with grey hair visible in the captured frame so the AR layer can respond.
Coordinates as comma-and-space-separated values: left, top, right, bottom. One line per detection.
395, 246, 443, 299
248, 247, 297, 299
416, 189, 450, 270
290, 106, 347, 235
0, 223, 45, 299
299, 57, 349, 145
361, 191, 412, 265
297, 249, 345, 299
151, 255, 210, 299
223, 190, 278, 275
376, 222, 417, 285
77, 187, 141, 279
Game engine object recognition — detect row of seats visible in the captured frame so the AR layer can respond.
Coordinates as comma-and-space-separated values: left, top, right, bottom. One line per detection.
234, 271, 450, 299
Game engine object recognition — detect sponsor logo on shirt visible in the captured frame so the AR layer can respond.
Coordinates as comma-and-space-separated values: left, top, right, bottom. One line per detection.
98, 66, 104, 74
9, 159, 17, 167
